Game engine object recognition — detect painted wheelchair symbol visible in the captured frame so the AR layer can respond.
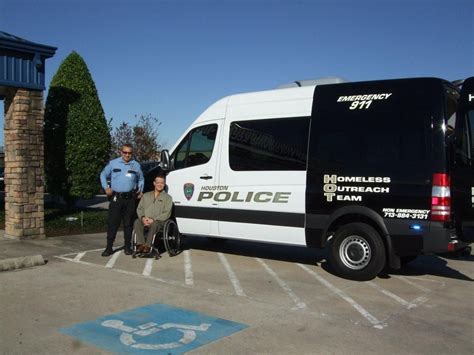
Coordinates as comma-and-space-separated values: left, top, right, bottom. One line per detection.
101, 319, 212, 350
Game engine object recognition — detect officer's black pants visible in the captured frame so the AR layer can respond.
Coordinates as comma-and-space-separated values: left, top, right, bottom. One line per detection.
106, 196, 136, 249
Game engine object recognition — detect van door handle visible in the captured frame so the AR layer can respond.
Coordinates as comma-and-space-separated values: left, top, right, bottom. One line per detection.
200, 175, 213, 180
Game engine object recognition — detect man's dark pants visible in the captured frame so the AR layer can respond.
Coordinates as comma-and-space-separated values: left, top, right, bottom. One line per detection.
106, 196, 136, 250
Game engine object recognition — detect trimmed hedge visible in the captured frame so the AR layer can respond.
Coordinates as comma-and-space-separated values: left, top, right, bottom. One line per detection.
44, 51, 110, 203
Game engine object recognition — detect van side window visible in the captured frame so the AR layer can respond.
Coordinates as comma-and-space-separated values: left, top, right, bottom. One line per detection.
458, 110, 474, 163
172, 124, 218, 170
469, 111, 474, 159
445, 89, 457, 137
229, 117, 309, 171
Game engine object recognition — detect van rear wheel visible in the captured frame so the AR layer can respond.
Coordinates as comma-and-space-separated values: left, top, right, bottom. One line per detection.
330, 223, 386, 281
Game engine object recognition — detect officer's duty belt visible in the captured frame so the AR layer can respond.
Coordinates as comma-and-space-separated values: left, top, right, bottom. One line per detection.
113, 192, 135, 199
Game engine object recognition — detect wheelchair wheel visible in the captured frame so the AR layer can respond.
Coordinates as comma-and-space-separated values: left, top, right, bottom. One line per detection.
163, 220, 181, 256
131, 230, 138, 258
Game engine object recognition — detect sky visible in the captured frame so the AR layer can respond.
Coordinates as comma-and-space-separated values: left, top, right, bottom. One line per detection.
1, 0, 473, 149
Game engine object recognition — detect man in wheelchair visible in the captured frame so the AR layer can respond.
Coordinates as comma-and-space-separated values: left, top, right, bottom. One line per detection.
133, 172, 173, 257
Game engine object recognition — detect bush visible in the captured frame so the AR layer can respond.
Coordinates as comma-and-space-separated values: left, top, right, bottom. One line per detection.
44, 51, 110, 203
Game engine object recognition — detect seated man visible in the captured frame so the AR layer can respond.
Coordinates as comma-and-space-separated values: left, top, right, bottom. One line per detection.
133, 172, 173, 256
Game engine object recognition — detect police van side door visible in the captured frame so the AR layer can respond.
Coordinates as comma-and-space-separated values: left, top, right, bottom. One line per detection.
217, 116, 309, 245
452, 77, 474, 242
167, 122, 221, 236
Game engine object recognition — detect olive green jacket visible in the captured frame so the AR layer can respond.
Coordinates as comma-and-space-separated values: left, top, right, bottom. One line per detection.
136, 190, 173, 222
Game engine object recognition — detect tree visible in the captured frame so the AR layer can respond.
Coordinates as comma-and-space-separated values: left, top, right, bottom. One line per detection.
44, 51, 110, 203
111, 121, 133, 156
111, 114, 162, 161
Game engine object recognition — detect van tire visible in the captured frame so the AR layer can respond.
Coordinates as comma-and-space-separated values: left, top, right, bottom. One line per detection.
330, 223, 386, 281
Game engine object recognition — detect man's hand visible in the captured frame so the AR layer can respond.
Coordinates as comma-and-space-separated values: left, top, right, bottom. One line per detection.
142, 217, 154, 226
105, 188, 113, 197
137, 192, 143, 199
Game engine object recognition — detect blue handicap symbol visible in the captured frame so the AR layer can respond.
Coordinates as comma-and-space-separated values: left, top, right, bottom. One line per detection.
59, 303, 248, 354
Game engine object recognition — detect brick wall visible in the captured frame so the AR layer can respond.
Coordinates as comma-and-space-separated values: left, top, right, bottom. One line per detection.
4, 88, 45, 239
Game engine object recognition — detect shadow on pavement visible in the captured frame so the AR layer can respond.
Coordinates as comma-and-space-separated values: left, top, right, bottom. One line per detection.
181, 235, 328, 266
181, 235, 473, 282
389, 254, 474, 282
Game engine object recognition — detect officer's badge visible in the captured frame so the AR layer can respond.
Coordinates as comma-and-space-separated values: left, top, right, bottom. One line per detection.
184, 183, 194, 201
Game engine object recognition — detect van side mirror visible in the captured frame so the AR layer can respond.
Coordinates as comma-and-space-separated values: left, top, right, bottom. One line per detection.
160, 149, 171, 171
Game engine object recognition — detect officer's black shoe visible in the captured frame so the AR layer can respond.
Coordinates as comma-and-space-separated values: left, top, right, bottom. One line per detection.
101, 248, 113, 257
124, 247, 133, 255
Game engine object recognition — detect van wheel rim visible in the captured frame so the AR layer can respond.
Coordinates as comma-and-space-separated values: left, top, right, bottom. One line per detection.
339, 235, 371, 270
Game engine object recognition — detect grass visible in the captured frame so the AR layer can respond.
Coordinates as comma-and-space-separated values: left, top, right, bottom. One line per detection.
0, 205, 110, 237
44, 207, 109, 237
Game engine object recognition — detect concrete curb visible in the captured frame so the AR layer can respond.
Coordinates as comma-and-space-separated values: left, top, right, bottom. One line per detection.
0, 255, 47, 271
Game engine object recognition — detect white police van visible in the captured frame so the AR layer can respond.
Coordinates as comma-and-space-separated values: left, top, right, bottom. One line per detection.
152, 76, 474, 281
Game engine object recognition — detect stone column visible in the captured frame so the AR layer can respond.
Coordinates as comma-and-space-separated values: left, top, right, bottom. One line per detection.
4, 88, 45, 239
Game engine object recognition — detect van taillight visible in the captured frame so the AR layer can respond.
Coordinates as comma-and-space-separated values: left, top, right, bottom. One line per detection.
431, 173, 451, 222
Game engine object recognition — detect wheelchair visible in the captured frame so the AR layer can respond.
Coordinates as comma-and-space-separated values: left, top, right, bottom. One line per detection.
131, 219, 182, 259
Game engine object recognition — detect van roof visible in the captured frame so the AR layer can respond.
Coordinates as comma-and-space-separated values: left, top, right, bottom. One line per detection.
275, 77, 348, 89
193, 84, 320, 125
191, 76, 451, 126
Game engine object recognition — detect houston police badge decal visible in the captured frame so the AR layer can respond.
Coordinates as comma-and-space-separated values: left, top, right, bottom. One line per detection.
184, 183, 195, 201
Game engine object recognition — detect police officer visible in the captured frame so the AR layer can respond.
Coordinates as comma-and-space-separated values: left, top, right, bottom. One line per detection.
100, 144, 144, 256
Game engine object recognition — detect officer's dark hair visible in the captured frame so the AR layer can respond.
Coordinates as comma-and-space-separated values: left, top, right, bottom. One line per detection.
122, 143, 133, 150
154, 172, 166, 181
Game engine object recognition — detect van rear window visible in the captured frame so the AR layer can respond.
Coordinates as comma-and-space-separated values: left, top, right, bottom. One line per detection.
311, 108, 432, 177
308, 79, 446, 178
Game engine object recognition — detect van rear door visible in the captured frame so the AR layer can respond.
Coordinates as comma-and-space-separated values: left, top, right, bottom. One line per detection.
452, 77, 474, 242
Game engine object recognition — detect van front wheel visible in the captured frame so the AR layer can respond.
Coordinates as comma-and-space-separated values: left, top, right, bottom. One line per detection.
330, 223, 386, 281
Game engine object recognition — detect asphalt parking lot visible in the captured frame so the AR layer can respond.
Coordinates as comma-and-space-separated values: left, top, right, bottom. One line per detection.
0, 232, 473, 354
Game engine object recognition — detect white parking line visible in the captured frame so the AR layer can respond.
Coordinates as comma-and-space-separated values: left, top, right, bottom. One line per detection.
184, 250, 194, 286
403, 275, 445, 287
54, 255, 186, 287
73, 252, 86, 262
297, 263, 386, 329
105, 251, 121, 268
393, 275, 431, 293
256, 258, 306, 310
59, 249, 103, 259
411, 296, 429, 307
143, 259, 154, 276
367, 281, 419, 309
218, 253, 246, 297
